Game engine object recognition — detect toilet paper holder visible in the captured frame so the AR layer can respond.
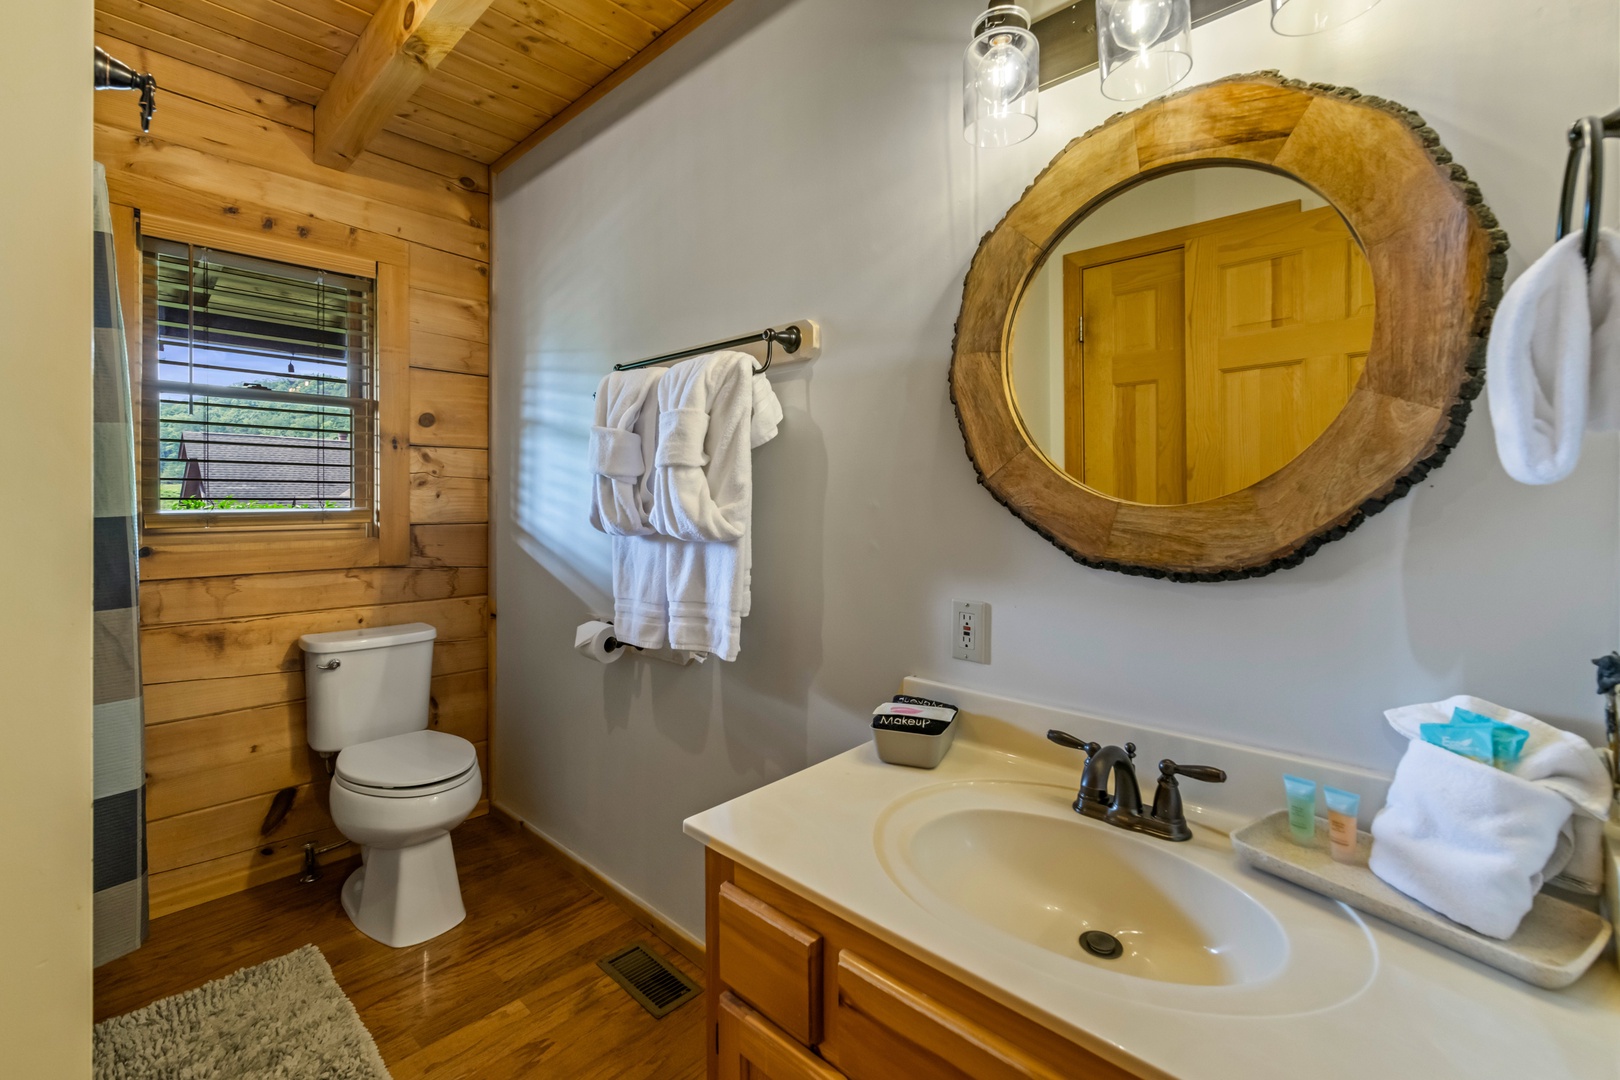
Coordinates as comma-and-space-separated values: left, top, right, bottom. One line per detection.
575, 619, 704, 666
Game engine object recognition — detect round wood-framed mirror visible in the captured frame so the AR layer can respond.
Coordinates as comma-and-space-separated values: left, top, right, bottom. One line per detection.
951, 73, 1506, 580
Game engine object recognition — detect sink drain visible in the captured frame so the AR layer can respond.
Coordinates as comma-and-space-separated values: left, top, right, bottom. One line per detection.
1079, 930, 1123, 959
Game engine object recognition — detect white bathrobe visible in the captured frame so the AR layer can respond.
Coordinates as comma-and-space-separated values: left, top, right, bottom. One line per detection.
587, 368, 673, 649
648, 351, 781, 661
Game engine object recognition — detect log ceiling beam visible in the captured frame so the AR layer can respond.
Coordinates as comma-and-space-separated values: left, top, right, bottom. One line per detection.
314, 0, 495, 170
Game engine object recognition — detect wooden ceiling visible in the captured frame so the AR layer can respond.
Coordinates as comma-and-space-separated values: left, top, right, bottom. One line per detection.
95, 0, 731, 172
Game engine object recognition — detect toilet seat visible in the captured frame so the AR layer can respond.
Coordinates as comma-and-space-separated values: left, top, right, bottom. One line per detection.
335, 729, 477, 799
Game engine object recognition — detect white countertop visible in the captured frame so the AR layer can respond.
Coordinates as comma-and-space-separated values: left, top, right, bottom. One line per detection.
684, 690, 1620, 1080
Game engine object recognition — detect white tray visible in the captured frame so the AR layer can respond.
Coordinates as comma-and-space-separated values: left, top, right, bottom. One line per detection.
1231, 810, 1611, 989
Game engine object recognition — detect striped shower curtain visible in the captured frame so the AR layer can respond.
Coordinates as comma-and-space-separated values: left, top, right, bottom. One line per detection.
92, 162, 148, 965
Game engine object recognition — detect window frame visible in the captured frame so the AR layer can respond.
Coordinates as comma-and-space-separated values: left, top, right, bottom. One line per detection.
140, 235, 378, 533
125, 212, 411, 578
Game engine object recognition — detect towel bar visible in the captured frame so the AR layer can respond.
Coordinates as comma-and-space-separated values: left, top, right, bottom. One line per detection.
612, 320, 821, 373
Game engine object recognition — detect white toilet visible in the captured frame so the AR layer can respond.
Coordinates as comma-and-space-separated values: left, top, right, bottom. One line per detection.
299, 622, 482, 948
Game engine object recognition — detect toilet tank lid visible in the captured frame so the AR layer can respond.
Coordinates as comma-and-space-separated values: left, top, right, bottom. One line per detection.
299, 622, 437, 655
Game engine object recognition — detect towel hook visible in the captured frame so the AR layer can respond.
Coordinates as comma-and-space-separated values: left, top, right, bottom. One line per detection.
1557, 115, 1607, 271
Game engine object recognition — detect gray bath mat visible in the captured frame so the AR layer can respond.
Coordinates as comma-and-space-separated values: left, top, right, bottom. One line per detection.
94, 945, 391, 1079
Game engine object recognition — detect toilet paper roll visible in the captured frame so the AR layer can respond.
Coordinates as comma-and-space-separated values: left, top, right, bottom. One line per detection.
574, 620, 625, 664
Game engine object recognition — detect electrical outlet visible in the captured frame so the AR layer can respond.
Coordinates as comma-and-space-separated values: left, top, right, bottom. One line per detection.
952, 600, 990, 664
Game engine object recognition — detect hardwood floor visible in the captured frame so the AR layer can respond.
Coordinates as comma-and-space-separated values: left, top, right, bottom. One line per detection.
94, 814, 707, 1079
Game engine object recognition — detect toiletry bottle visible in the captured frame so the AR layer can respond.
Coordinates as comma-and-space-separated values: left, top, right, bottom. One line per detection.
1283, 775, 1317, 845
1323, 787, 1361, 865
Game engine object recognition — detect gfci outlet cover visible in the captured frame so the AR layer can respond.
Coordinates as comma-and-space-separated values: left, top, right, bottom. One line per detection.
952, 600, 990, 664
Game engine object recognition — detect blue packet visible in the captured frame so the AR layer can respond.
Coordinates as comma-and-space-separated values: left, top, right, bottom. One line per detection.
1423, 707, 1530, 768
1489, 723, 1529, 768
1451, 707, 1529, 768
1420, 720, 1494, 764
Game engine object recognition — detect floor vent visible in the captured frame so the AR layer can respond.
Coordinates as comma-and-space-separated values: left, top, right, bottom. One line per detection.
598, 943, 701, 1018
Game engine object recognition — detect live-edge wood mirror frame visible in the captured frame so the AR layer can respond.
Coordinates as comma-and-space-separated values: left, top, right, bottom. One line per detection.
951, 73, 1507, 580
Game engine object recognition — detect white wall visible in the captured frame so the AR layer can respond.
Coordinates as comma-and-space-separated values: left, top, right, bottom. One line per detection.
492, 0, 1620, 940
0, 1, 94, 1072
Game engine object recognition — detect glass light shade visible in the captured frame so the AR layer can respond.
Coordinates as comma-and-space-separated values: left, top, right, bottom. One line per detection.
1096, 0, 1192, 102
1270, 0, 1382, 35
963, 5, 1039, 148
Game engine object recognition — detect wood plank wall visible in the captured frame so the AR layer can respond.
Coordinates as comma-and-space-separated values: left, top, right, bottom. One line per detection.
94, 36, 493, 918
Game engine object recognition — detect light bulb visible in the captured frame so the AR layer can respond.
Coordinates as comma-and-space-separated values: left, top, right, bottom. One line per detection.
1109, 0, 1175, 50
980, 36, 1030, 109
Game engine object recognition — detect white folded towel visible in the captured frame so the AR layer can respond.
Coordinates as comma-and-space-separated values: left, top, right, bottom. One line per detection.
1486, 228, 1620, 485
588, 368, 673, 648
647, 352, 780, 661
1369, 739, 1572, 939
1371, 695, 1613, 936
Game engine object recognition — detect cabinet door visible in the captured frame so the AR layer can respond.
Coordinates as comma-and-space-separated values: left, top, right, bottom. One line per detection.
718, 992, 846, 1080
718, 881, 824, 1044
829, 952, 1121, 1080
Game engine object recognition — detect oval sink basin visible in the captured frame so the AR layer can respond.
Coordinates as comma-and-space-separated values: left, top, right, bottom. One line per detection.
903, 805, 1286, 986
876, 780, 1376, 1014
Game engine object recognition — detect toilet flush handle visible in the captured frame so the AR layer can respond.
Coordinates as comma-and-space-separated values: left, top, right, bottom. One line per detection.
316, 658, 341, 670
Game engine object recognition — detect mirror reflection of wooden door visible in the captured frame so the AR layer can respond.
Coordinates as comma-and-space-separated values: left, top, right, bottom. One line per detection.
1073, 248, 1186, 503
1063, 202, 1373, 504
1184, 205, 1374, 502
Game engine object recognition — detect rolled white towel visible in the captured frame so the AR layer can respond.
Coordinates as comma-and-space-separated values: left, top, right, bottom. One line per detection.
1370, 739, 1571, 939
1372, 696, 1612, 934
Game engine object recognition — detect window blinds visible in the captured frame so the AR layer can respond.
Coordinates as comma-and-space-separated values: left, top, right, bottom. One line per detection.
141, 237, 377, 528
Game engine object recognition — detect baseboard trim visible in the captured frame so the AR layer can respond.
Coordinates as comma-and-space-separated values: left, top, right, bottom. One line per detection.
491, 803, 706, 968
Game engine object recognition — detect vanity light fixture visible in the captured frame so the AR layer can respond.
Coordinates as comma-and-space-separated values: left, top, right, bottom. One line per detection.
963, 5, 1040, 148
1095, 0, 1193, 102
1270, 0, 1382, 36
1020, 0, 1389, 104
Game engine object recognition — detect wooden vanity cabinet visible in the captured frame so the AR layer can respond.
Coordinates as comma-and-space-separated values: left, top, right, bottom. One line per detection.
718, 993, 845, 1080
705, 850, 1142, 1080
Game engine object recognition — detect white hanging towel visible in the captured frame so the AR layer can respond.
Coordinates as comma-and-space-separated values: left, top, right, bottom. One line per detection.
1486, 228, 1620, 484
648, 351, 781, 661
587, 368, 673, 649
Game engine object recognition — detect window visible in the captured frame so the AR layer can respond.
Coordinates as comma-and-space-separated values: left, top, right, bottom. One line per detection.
140, 237, 378, 532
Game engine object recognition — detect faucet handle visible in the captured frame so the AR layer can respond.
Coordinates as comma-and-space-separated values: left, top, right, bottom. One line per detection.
1158, 759, 1226, 784
1047, 730, 1100, 756
1125, 742, 1136, 760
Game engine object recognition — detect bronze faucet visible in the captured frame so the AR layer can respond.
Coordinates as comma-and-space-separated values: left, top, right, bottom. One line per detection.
1047, 730, 1226, 842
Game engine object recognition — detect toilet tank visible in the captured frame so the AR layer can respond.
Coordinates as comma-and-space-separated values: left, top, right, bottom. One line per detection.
299, 623, 437, 753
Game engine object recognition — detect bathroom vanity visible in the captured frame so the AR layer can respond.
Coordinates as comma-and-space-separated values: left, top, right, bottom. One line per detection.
685, 681, 1620, 1080
705, 855, 1131, 1079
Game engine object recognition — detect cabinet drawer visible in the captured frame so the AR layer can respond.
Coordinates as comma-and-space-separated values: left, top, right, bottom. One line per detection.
719, 992, 846, 1080
718, 881, 824, 1045
829, 952, 1079, 1080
